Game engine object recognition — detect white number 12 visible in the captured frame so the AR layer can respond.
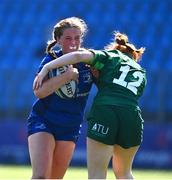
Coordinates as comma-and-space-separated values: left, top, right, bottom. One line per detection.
113, 65, 144, 95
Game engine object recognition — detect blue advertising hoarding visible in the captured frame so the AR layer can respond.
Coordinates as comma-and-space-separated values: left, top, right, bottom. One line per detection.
0, 120, 172, 169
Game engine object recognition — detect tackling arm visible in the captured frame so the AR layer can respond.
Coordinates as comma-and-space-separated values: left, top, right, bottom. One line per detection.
33, 50, 94, 90
45, 50, 94, 72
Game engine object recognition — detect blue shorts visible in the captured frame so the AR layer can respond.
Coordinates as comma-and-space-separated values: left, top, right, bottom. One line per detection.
27, 113, 82, 143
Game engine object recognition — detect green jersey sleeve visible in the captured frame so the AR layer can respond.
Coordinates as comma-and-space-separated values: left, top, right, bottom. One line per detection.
89, 50, 106, 70
89, 49, 120, 70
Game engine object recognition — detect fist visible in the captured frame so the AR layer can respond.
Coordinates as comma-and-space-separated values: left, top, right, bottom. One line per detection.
66, 65, 79, 81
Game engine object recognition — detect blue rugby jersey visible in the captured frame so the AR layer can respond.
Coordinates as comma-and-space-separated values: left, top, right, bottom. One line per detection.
29, 50, 93, 126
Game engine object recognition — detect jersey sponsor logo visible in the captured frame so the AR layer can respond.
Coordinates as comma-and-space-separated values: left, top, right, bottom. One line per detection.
35, 123, 46, 130
83, 72, 92, 83
91, 123, 109, 135
76, 92, 89, 97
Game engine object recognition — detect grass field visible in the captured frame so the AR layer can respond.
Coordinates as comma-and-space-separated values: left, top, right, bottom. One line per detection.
0, 165, 172, 179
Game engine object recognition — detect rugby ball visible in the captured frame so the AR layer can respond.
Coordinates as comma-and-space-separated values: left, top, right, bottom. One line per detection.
49, 65, 77, 98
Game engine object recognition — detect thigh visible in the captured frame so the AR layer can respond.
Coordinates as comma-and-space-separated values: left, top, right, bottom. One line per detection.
51, 141, 75, 179
112, 144, 139, 178
28, 132, 55, 178
87, 137, 113, 179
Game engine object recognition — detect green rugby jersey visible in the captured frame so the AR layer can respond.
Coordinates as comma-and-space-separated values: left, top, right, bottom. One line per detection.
90, 49, 147, 107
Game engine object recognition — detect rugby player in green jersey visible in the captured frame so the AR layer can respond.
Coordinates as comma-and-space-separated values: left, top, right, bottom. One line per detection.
34, 31, 146, 179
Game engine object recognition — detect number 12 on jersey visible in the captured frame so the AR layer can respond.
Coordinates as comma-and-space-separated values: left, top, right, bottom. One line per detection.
113, 65, 144, 95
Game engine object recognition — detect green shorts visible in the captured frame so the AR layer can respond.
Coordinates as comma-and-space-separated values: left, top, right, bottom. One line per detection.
87, 104, 144, 148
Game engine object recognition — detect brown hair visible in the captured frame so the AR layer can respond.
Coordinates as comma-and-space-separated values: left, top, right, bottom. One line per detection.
46, 17, 88, 58
105, 31, 145, 61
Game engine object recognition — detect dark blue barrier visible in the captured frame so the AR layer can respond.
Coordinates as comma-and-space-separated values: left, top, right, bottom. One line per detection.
134, 122, 172, 169
0, 120, 172, 169
0, 120, 29, 164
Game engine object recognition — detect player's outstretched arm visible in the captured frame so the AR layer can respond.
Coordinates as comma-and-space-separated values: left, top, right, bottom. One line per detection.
46, 50, 94, 71
34, 50, 94, 89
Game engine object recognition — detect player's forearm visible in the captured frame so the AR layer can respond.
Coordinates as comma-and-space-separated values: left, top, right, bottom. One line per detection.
34, 73, 71, 99
45, 52, 79, 71
45, 51, 93, 71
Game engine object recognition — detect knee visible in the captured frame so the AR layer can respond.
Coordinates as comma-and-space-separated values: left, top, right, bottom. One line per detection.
31, 172, 50, 179
114, 169, 134, 179
32, 175, 46, 179
31, 164, 52, 179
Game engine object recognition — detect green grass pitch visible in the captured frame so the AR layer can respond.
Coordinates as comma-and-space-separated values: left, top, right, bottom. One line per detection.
0, 165, 172, 179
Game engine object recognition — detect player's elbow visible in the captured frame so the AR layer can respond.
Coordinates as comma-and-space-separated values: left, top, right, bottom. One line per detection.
33, 89, 46, 99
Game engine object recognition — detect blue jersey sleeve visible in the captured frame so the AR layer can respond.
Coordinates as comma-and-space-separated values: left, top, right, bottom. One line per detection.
36, 54, 52, 74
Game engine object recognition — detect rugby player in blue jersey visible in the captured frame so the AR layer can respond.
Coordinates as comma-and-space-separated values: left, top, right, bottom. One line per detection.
27, 17, 94, 179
